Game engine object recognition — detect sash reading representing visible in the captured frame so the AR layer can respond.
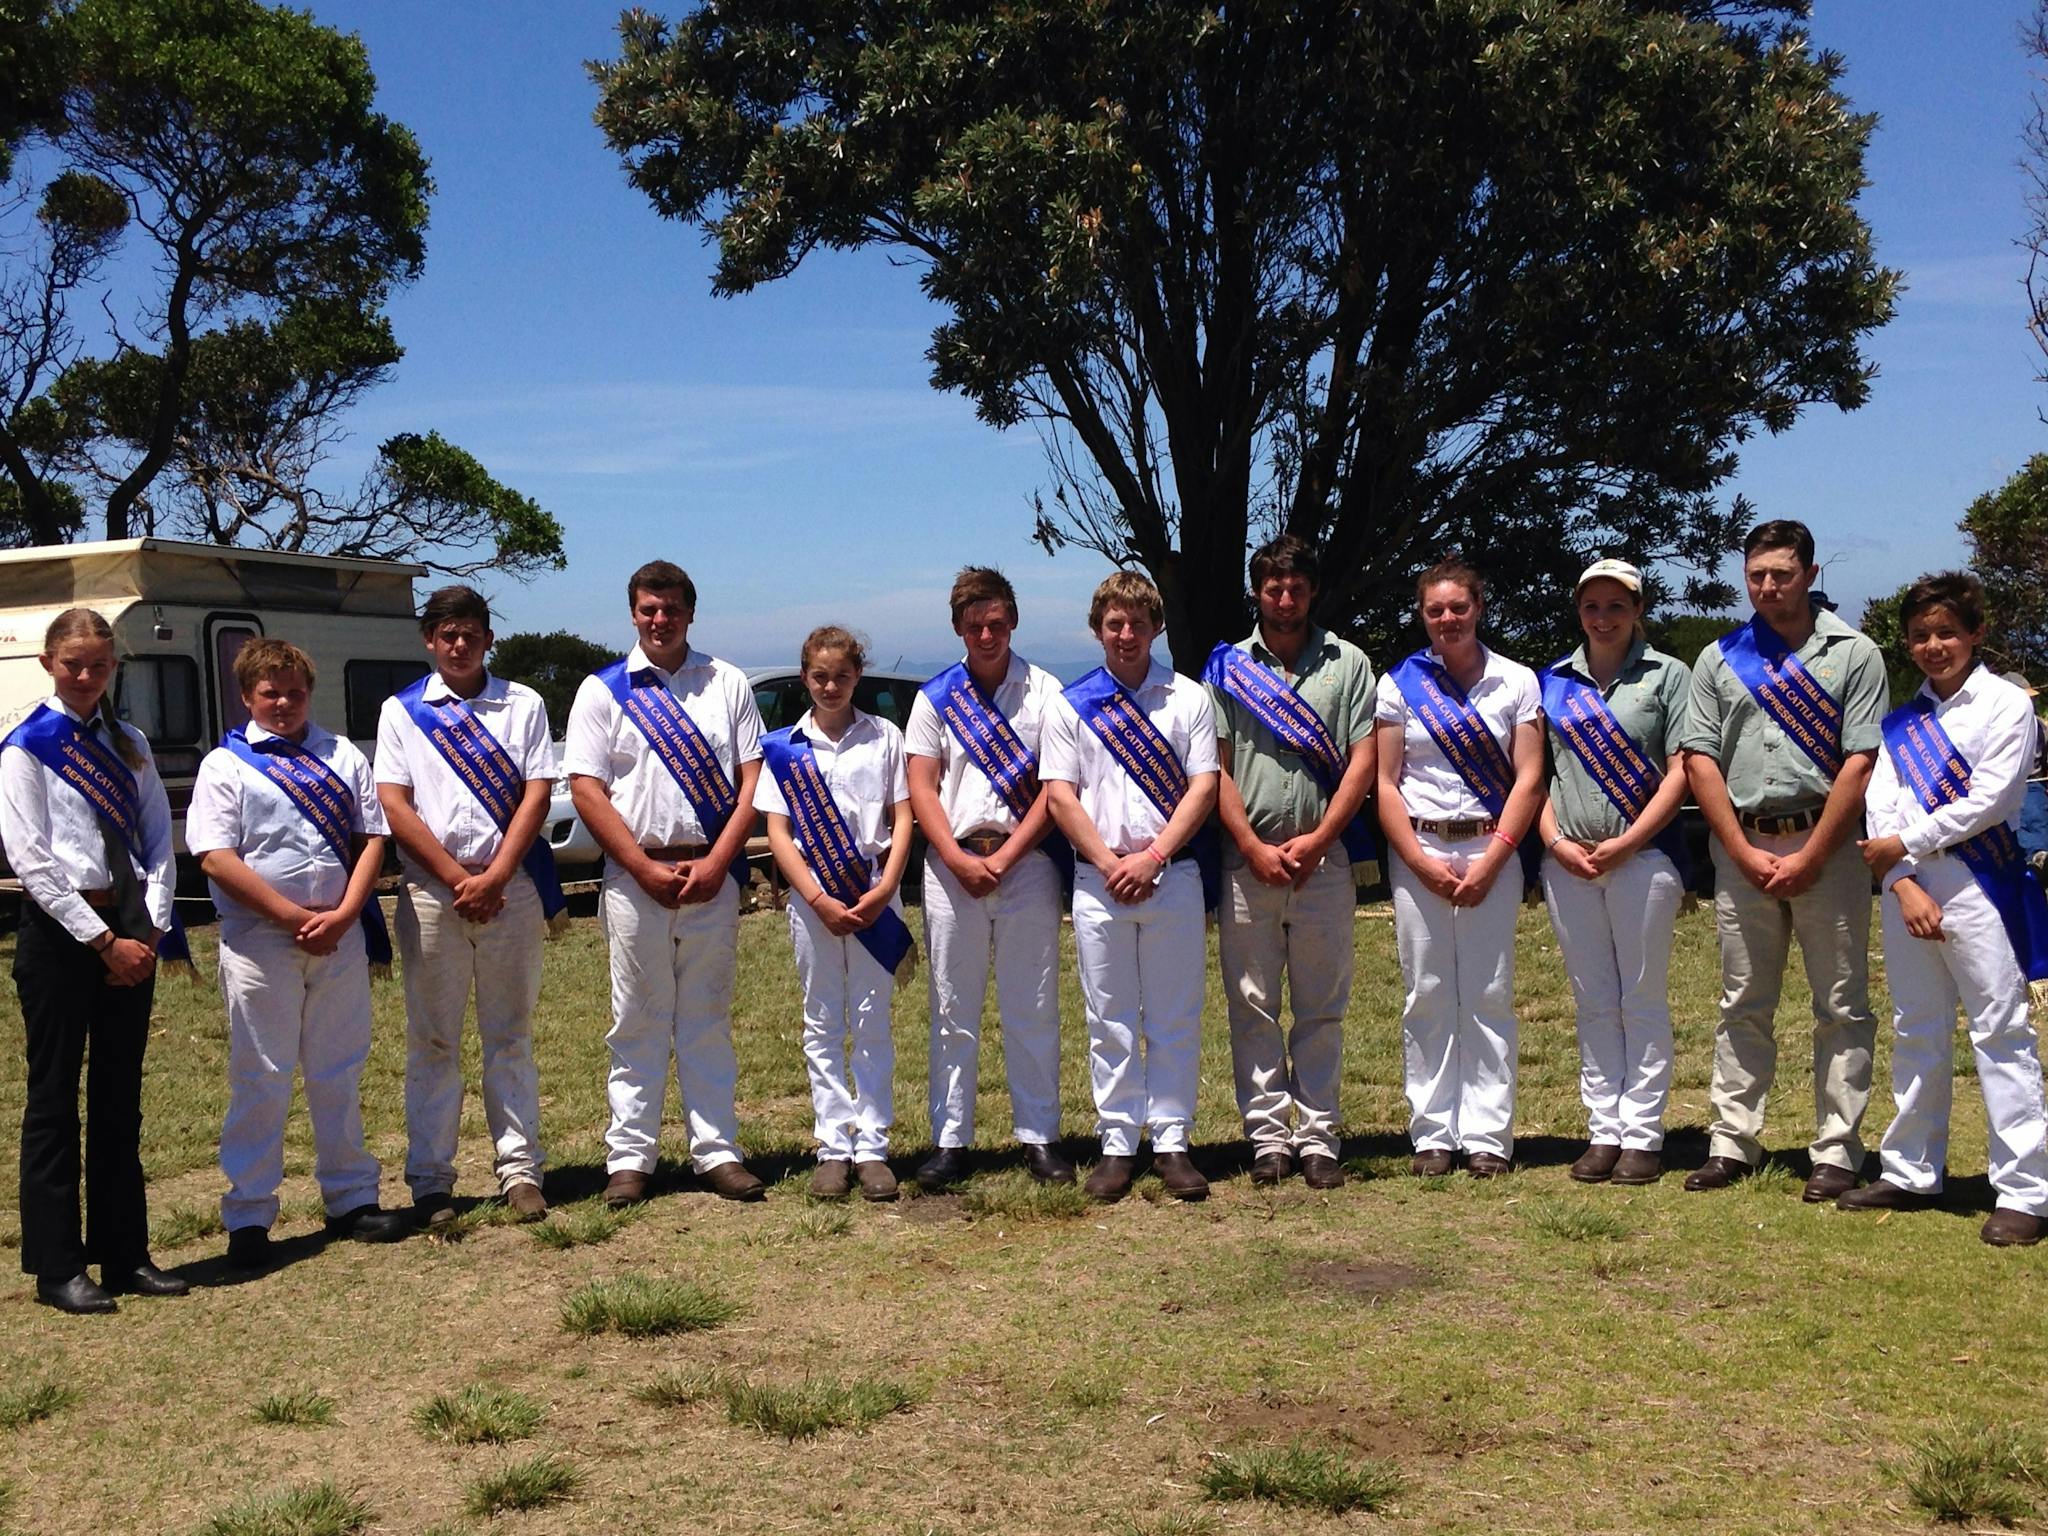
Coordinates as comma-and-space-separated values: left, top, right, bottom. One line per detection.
396, 677, 566, 919
1201, 641, 1378, 865
920, 662, 1075, 887
1538, 663, 1690, 880
2, 704, 191, 962
221, 728, 392, 966
597, 659, 747, 889
1388, 651, 1515, 817
1061, 667, 1219, 908
1881, 695, 2048, 984
758, 726, 915, 977
1717, 616, 1844, 778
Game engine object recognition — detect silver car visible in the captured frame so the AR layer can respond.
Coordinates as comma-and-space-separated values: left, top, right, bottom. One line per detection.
544, 666, 927, 881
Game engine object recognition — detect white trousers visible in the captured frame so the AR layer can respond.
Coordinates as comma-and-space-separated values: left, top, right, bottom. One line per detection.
599, 872, 742, 1174
1879, 856, 2048, 1213
1071, 860, 1205, 1158
1218, 853, 1353, 1157
398, 875, 546, 1198
217, 921, 382, 1231
1708, 830, 1875, 1170
1540, 848, 1681, 1150
1391, 831, 1521, 1159
923, 848, 1063, 1147
789, 895, 898, 1161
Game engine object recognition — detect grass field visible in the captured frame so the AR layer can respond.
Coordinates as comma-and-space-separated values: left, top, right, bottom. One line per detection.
1, 894, 2045, 1535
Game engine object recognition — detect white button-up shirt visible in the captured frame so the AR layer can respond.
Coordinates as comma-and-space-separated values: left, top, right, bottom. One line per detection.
562, 645, 763, 847
752, 708, 909, 862
374, 670, 559, 877
1040, 660, 1219, 855
903, 653, 1062, 838
187, 720, 387, 929
1868, 666, 2037, 891
0, 698, 175, 943
1375, 645, 1542, 821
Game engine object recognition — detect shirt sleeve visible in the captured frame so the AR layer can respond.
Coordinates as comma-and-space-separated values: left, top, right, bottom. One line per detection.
1373, 671, 1405, 726
727, 669, 764, 766
515, 690, 559, 781
561, 675, 615, 780
342, 743, 388, 837
373, 695, 413, 787
1039, 696, 1081, 784
183, 751, 242, 858
1836, 637, 1889, 756
1677, 648, 1727, 756
1899, 691, 2035, 860
0, 743, 106, 945
1657, 660, 1694, 759
1183, 685, 1220, 776
1346, 653, 1377, 746
1205, 680, 1233, 741
884, 722, 910, 803
130, 727, 176, 934
904, 689, 944, 759
752, 754, 789, 818
1865, 734, 1915, 891
1510, 667, 1542, 726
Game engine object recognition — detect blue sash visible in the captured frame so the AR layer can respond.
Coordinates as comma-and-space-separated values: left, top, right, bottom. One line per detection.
1202, 641, 1377, 865
1388, 651, 1515, 817
1882, 697, 2048, 983
1538, 663, 1689, 882
2, 704, 190, 962
920, 662, 1075, 888
221, 729, 392, 966
597, 659, 747, 889
1062, 667, 1219, 908
758, 726, 915, 975
396, 677, 565, 919
1718, 617, 1844, 778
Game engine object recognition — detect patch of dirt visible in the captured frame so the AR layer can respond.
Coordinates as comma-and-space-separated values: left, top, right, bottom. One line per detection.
1290, 1257, 1436, 1299
1203, 1390, 1468, 1458
893, 1193, 968, 1225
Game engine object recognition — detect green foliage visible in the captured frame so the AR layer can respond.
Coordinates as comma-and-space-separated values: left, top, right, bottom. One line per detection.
632, 1366, 727, 1409
1198, 1440, 1404, 1515
1520, 1197, 1634, 1244
558, 1275, 737, 1338
1962, 454, 2048, 681
1897, 1419, 2046, 1525
0, 0, 68, 182
250, 1388, 335, 1428
960, 1169, 1092, 1223
196, 1481, 373, 1536
1857, 583, 1926, 708
594, 0, 1892, 668
524, 1197, 638, 1250
460, 1454, 581, 1519
1647, 611, 1741, 670
1053, 1368, 1125, 1413
152, 1205, 225, 1249
490, 632, 616, 737
0, 1377, 78, 1430
718, 1374, 924, 1441
412, 1384, 545, 1446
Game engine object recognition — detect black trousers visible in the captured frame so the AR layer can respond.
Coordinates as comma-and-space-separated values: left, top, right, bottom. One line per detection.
13, 902, 155, 1279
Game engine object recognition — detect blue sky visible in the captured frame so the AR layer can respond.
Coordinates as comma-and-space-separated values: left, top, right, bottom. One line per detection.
302, 0, 2046, 674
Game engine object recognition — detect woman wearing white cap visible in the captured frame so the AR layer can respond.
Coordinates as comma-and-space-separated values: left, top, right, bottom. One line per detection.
1536, 559, 1693, 1185
1375, 561, 1545, 1177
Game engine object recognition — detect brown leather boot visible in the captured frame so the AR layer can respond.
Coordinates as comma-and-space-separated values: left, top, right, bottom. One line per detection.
603, 1169, 649, 1209
504, 1182, 548, 1222
809, 1160, 852, 1200
701, 1162, 766, 1202
1982, 1209, 2045, 1247
855, 1161, 898, 1202
1153, 1151, 1209, 1201
1569, 1144, 1622, 1183
1084, 1155, 1136, 1204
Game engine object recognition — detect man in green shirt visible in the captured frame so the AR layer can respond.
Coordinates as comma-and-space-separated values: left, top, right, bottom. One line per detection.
1679, 520, 1886, 1201
1208, 536, 1377, 1189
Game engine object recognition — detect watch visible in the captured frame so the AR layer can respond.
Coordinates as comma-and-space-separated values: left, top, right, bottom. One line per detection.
91, 930, 115, 953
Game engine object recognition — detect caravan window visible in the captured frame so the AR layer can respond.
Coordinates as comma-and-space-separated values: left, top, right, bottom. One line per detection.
117, 656, 201, 744
345, 659, 429, 740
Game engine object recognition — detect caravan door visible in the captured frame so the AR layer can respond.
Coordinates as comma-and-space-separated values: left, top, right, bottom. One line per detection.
206, 612, 262, 741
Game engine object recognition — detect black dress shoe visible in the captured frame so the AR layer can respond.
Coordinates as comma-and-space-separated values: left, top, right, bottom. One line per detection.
326, 1205, 410, 1243
1021, 1143, 1076, 1185
225, 1225, 271, 1270
101, 1261, 189, 1297
1249, 1150, 1294, 1186
36, 1273, 117, 1315
916, 1147, 970, 1192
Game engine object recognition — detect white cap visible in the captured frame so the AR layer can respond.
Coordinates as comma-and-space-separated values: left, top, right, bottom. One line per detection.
1576, 557, 1642, 595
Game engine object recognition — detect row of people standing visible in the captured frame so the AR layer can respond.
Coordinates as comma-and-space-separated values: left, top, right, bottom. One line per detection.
9, 519, 2047, 1314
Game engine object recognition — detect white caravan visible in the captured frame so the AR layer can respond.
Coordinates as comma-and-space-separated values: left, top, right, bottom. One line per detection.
0, 537, 426, 853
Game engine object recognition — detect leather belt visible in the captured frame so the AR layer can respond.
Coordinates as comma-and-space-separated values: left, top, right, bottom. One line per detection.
1739, 808, 1822, 836
1411, 816, 1497, 839
642, 843, 712, 862
958, 831, 1010, 857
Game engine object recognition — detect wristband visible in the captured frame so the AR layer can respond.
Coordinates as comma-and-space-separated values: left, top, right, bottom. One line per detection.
1546, 832, 1565, 851
1491, 829, 1518, 851
1144, 841, 1169, 866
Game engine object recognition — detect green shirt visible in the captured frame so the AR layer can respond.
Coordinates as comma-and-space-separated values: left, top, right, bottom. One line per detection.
1208, 625, 1376, 846
1543, 638, 1691, 843
1676, 608, 1887, 814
